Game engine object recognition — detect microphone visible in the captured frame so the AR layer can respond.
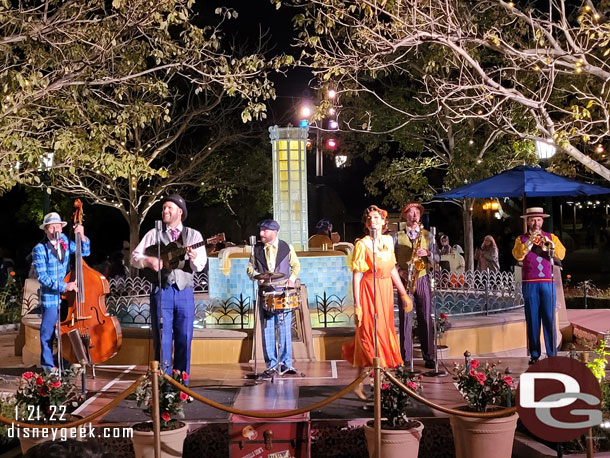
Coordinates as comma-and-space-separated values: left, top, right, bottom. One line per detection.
371, 228, 377, 240
249, 235, 257, 246
54, 231, 61, 241
155, 220, 163, 233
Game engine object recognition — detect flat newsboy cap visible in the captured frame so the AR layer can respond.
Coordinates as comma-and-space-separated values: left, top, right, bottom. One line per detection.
258, 219, 280, 231
162, 194, 188, 221
39, 212, 68, 230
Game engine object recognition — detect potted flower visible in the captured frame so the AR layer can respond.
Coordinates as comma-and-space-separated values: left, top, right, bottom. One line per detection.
132, 369, 192, 458
13, 366, 83, 452
363, 366, 424, 458
450, 355, 517, 458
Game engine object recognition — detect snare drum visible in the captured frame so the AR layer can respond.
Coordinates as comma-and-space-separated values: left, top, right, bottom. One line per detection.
262, 288, 300, 313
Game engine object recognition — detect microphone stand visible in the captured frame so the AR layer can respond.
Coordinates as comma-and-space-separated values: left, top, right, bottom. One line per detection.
549, 240, 558, 357
55, 231, 63, 379
425, 226, 447, 377
245, 235, 264, 382
371, 228, 378, 358
155, 220, 165, 375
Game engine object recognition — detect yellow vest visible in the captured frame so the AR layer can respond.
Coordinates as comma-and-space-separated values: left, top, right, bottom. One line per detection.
395, 229, 431, 276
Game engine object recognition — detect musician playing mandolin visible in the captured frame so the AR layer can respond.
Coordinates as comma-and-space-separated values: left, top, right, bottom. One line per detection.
394, 202, 438, 369
32, 212, 90, 370
131, 194, 206, 377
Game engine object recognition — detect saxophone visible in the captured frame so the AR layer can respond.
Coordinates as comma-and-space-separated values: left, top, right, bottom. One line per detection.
406, 223, 426, 294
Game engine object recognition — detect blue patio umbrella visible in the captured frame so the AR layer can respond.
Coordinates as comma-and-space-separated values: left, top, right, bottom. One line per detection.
436, 165, 610, 199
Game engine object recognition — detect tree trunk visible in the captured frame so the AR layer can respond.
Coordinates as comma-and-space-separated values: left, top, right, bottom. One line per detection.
462, 198, 474, 271
128, 210, 142, 277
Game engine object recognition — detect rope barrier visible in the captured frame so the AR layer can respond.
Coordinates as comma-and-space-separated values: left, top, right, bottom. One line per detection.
382, 369, 517, 418
163, 371, 369, 418
0, 375, 147, 429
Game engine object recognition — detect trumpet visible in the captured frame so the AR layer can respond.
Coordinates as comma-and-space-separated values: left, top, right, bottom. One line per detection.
531, 233, 554, 252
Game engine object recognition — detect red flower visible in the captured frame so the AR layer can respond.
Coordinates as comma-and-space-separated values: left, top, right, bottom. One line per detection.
468, 368, 475, 377
180, 392, 189, 401
470, 359, 480, 369
173, 369, 179, 374
36, 376, 44, 386
381, 383, 390, 390
22, 372, 34, 380
182, 372, 189, 382
502, 376, 514, 388
474, 372, 487, 385
440, 313, 448, 319
406, 381, 418, 391
161, 412, 171, 422
50, 380, 61, 389
59, 240, 68, 251
38, 387, 46, 396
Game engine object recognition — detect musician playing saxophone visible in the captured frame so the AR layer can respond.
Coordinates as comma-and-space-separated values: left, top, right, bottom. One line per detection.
394, 202, 438, 369
512, 207, 566, 365
131, 194, 207, 378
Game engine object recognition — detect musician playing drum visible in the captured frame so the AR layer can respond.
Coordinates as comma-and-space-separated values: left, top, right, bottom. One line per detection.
247, 219, 301, 377
131, 194, 206, 377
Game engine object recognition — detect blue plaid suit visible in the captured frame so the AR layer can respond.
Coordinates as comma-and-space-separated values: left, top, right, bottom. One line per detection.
32, 234, 90, 368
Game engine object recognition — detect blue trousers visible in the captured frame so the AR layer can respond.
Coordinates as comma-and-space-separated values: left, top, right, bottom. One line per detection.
150, 285, 194, 377
261, 305, 292, 369
522, 282, 557, 359
399, 275, 435, 362
40, 306, 58, 369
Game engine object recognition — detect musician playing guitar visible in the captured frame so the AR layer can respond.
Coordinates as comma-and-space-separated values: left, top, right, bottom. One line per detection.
131, 194, 207, 377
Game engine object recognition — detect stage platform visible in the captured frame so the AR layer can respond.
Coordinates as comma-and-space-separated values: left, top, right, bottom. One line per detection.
3, 307, 610, 457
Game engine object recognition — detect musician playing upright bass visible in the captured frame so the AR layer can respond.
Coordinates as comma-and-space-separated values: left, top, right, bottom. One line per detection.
131, 194, 207, 376
394, 202, 438, 369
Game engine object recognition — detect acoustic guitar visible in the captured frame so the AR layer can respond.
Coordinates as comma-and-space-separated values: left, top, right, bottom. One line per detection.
143, 232, 225, 271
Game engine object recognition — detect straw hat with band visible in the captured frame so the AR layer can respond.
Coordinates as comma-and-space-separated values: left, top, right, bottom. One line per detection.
520, 207, 550, 219
39, 212, 68, 230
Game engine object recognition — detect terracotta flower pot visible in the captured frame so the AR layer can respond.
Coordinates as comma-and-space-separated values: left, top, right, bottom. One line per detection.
450, 410, 518, 458
131, 421, 188, 458
363, 420, 424, 458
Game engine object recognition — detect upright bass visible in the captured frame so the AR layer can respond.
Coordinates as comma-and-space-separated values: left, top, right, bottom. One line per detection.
60, 200, 122, 365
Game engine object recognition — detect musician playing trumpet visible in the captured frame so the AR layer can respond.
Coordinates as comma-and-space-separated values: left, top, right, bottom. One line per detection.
512, 207, 566, 365
394, 202, 438, 369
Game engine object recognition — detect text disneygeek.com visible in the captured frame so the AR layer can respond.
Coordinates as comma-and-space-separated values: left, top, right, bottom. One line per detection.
7, 423, 133, 441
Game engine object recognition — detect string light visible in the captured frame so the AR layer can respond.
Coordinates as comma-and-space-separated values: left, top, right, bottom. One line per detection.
507, 1, 514, 7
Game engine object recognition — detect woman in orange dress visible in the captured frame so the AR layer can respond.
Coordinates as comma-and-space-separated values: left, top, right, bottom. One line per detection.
342, 205, 412, 399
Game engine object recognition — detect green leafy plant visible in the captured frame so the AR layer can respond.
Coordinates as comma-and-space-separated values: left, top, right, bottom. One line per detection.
0, 394, 16, 446
14, 367, 82, 423
587, 338, 610, 382
379, 366, 423, 429
135, 370, 192, 430
453, 359, 514, 412
0, 273, 22, 325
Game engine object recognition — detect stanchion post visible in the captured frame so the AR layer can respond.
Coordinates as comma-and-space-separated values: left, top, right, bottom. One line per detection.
373, 357, 381, 458
587, 427, 594, 458
151, 361, 161, 458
